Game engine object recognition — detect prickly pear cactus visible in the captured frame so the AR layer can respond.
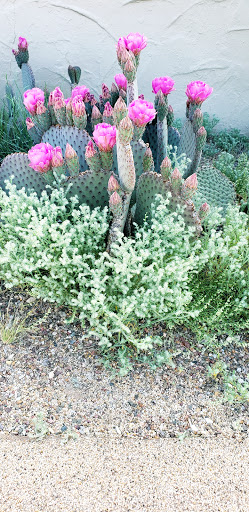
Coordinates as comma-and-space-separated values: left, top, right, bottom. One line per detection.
42, 126, 91, 174
0, 153, 45, 195
194, 164, 236, 214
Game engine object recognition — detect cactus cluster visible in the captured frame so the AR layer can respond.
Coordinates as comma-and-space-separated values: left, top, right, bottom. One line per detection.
0, 33, 236, 251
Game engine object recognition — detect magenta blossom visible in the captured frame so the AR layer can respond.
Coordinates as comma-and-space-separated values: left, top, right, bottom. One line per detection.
71, 85, 90, 102
23, 88, 45, 115
128, 99, 156, 127
18, 37, 28, 50
28, 143, 54, 173
124, 32, 147, 55
152, 76, 175, 95
114, 73, 127, 91
93, 123, 117, 152
185, 81, 213, 104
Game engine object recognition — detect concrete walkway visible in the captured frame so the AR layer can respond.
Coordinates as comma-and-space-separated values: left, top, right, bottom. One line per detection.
0, 434, 249, 511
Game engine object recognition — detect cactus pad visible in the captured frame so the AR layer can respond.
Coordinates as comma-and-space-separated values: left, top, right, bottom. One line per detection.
177, 120, 196, 171
65, 169, 113, 209
134, 172, 202, 235
194, 165, 236, 214
42, 126, 91, 174
0, 153, 45, 195
21, 63, 35, 91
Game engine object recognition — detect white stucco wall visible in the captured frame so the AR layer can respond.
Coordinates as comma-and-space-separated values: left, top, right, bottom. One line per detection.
1, 0, 249, 132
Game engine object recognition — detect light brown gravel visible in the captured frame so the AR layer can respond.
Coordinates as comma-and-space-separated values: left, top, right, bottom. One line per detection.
0, 434, 249, 512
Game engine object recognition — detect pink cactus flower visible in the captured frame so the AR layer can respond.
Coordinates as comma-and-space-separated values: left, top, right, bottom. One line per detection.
51, 146, 64, 168
18, 37, 28, 50
93, 123, 117, 152
114, 73, 127, 91
64, 97, 71, 106
124, 32, 147, 55
71, 95, 86, 117
152, 76, 175, 95
23, 88, 45, 115
128, 99, 156, 127
71, 85, 90, 102
185, 81, 213, 104
28, 143, 54, 173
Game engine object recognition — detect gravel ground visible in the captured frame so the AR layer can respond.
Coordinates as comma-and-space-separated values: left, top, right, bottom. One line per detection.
0, 286, 249, 441
1, 434, 249, 511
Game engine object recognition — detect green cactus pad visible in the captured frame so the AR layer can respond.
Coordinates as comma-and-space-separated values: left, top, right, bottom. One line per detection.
0, 153, 45, 195
134, 172, 202, 235
113, 138, 147, 181
42, 126, 91, 174
177, 120, 196, 171
22, 63, 35, 91
65, 169, 113, 209
168, 126, 181, 150
194, 165, 236, 214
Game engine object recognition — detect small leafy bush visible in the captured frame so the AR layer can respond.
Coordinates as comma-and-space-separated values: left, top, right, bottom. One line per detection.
0, 182, 248, 364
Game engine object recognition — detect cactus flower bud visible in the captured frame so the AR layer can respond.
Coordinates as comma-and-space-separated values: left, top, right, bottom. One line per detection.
118, 116, 134, 145
138, 94, 145, 100
196, 126, 207, 151
65, 144, 80, 176
85, 140, 101, 172
91, 105, 102, 129
51, 146, 64, 168
182, 173, 198, 200
71, 95, 87, 129
65, 143, 77, 159
108, 175, 120, 194
36, 100, 47, 115
26, 117, 35, 130
160, 157, 172, 181
103, 101, 114, 124
124, 57, 136, 83
109, 191, 122, 216
13, 36, 29, 67
113, 97, 128, 127
171, 167, 182, 194
198, 202, 210, 220
143, 146, 153, 172
102, 83, 111, 100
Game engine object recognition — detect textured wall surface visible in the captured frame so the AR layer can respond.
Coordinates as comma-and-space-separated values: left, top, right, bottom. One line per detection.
1, 0, 249, 131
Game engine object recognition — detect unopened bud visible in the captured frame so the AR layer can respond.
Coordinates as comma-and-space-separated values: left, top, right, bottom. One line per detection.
36, 101, 47, 115
109, 191, 122, 216
85, 140, 101, 172
196, 126, 207, 151
124, 58, 136, 82
52, 146, 64, 168
181, 173, 198, 200
26, 117, 35, 130
65, 143, 77, 159
118, 116, 134, 144
198, 202, 210, 220
108, 175, 120, 194
167, 105, 174, 126
171, 167, 182, 194
91, 105, 102, 129
113, 97, 128, 126
160, 156, 172, 181
102, 83, 111, 100
103, 101, 114, 124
